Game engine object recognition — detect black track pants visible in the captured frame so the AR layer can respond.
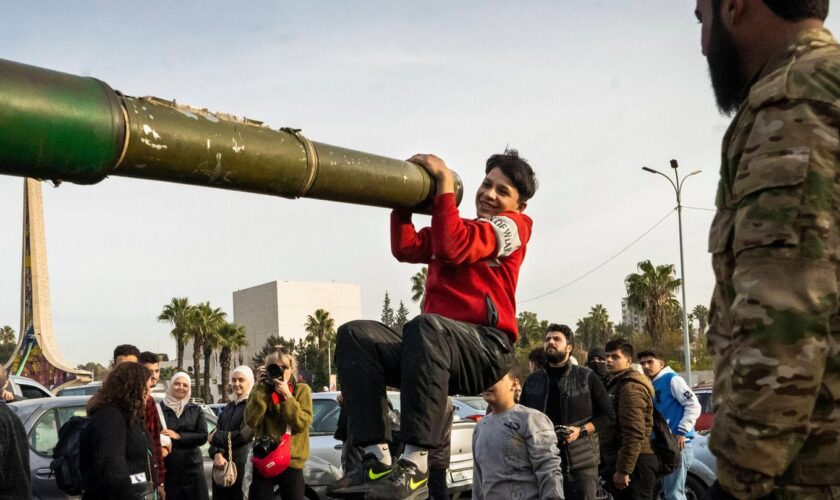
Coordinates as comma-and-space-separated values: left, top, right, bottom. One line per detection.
335, 313, 515, 449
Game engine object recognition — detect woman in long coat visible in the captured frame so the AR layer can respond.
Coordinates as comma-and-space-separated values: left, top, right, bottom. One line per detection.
161, 372, 209, 500
209, 365, 255, 500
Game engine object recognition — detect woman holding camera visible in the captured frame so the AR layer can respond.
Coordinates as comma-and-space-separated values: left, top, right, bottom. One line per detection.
161, 371, 209, 500
245, 349, 313, 500
209, 365, 255, 500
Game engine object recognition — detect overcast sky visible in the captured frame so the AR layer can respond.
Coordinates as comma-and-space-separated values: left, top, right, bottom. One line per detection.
3, 1, 838, 366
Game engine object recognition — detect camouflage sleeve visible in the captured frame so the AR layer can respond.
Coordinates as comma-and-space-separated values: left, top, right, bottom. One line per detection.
717, 99, 839, 481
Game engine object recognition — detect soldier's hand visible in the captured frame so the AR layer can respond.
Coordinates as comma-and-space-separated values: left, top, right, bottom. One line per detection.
613, 471, 630, 490
677, 435, 686, 450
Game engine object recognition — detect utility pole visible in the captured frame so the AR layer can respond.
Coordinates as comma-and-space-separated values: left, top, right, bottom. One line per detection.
641, 159, 701, 385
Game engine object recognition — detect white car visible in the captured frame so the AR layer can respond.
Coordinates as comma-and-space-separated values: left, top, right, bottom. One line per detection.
311, 391, 476, 499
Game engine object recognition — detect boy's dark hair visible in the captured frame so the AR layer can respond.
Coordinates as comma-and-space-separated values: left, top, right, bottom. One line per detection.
138, 351, 160, 365
637, 349, 665, 362
605, 337, 634, 359
545, 323, 573, 344
528, 347, 546, 365
113, 344, 141, 362
713, 0, 828, 21
486, 148, 538, 202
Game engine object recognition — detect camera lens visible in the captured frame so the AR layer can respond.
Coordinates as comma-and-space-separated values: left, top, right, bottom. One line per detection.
267, 364, 283, 379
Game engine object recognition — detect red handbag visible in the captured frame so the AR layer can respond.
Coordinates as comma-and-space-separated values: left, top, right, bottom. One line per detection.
251, 425, 292, 478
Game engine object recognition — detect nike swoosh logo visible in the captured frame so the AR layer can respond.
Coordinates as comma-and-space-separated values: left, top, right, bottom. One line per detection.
368, 468, 391, 480
409, 477, 428, 490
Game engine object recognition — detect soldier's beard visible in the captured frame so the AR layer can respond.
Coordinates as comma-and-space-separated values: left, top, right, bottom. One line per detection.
545, 349, 568, 365
707, 9, 748, 116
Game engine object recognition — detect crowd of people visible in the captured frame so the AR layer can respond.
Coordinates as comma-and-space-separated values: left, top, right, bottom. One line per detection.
3, 1, 839, 499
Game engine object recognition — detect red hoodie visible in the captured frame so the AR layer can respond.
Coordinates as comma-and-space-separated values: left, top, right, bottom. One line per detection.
391, 192, 532, 341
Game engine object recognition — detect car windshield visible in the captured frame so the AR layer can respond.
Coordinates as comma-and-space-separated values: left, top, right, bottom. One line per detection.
457, 397, 488, 410
311, 398, 340, 436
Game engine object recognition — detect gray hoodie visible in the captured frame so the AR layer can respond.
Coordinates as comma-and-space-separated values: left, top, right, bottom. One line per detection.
472, 404, 564, 500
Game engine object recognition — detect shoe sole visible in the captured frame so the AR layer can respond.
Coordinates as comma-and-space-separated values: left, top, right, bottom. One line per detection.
365, 486, 428, 500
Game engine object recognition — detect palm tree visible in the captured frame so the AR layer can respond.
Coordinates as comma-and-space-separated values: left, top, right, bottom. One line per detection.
692, 305, 709, 336
0, 325, 15, 344
304, 309, 336, 387
624, 260, 681, 347
157, 297, 191, 371
586, 304, 613, 348
216, 322, 248, 402
193, 302, 227, 402
410, 267, 428, 310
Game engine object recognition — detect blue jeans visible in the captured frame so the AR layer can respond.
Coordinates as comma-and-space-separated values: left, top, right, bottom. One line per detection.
662, 439, 693, 500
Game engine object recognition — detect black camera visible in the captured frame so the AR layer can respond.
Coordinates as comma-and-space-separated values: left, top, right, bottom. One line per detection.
252, 436, 279, 459
263, 364, 284, 389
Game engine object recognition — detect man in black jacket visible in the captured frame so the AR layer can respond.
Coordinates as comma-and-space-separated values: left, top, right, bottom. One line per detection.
520, 324, 614, 500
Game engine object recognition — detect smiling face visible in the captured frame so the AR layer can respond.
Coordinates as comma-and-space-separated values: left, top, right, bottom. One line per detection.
172, 376, 190, 399
231, 372, 252, 397
475, 167, 523, 218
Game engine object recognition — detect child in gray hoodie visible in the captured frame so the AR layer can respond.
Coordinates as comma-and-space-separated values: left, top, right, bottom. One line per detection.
472, 372, 564, 500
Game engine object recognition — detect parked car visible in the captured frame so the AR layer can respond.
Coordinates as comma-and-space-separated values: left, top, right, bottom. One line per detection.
311, 391, 476, 499
8, 375, 54, 400
693, 382, 714, 432
451, 396, 488, 422
55, 382, 101, 397
9, 395, 341, 500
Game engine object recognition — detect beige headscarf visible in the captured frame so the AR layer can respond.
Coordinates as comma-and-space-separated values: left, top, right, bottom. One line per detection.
163, 371, 192, 418
230, 365, 254, 404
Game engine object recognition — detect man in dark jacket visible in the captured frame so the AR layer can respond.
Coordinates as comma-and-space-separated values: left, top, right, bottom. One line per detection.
139, 351, 167, 499
602, 338, 656, 500
586, 346, 609, 386
520, 324, 614, 500
0, 364, 31, 500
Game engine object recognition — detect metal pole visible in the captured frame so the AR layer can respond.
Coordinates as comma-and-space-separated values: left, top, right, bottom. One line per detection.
641, 161, 700, 385
675, 176, 693, 386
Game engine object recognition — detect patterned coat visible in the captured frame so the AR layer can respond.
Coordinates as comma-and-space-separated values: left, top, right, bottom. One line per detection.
708, 28, 840, 498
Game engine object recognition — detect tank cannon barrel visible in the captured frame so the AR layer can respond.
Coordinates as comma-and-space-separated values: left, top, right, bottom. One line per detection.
0, 58, 462, 212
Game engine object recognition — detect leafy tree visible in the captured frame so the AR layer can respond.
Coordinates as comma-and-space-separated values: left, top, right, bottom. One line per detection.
395, 301, 410, 330
216, 322, 248, 402
692, 304, 709, 337
252, 336, 297, 366
614, 322, 637, 337
381, 292, 395, 328
160, 366, 177, 381
0, 325, 15, 344
624, 260, 681, 347
200, 303, 227, 402
517, 311, 548, 347
411, 267, 428, 309
305, 309, 336, 389
575, 304, 614, 350
157, 297, 192, 371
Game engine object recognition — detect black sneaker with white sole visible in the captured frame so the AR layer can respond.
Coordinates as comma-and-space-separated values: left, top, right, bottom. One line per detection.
326, 453, 393, 497
365, 458, 429, 500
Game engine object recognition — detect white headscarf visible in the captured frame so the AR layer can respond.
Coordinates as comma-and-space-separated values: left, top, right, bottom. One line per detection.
230, 365, 254, 404
163, 371, 192, 418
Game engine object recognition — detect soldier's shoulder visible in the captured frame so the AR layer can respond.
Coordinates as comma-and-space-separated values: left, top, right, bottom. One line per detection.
750, 31, 840, 109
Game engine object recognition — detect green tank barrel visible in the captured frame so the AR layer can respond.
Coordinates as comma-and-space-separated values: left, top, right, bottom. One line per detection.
0, 58, 462, 212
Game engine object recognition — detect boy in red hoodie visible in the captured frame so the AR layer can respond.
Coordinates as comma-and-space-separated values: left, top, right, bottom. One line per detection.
330, 150, 536, 500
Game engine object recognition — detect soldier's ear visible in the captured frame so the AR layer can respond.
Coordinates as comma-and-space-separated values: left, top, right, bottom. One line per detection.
722, 0, 744, 27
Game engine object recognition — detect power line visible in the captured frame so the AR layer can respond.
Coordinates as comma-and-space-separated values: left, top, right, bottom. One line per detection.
682, 206, 716, 212
518, 209, 676, 304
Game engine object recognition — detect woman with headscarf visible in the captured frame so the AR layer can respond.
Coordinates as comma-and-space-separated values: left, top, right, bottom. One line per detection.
245, 349, 312, 500
209, 366, 255, 500
81, 362, 156, 500
160, 372, 209, 500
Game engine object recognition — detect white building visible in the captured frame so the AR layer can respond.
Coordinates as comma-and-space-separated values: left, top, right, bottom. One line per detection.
621, 297, 645, 331
175, 280, 362, 402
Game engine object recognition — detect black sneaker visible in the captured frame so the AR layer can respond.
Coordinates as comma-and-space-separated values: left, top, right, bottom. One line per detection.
365, 458, 429, 500
326, 454, 393, 497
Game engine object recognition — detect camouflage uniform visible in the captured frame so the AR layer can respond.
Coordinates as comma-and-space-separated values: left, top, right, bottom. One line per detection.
708, 29, 840, 499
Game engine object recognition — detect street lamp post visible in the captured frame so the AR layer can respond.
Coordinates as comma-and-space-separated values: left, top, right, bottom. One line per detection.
641, 159, 701, 385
